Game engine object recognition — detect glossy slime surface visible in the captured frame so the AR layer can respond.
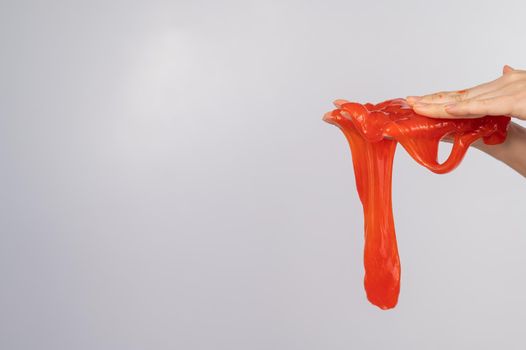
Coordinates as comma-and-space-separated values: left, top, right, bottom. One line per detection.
323, 98, 510, 310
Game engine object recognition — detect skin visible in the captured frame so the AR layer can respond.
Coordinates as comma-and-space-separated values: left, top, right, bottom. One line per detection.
405, 65, 526, 177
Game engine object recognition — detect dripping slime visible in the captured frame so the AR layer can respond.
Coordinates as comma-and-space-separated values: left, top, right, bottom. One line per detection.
323, 98, 510, 310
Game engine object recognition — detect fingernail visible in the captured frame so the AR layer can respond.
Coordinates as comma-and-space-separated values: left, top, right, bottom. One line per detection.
406, 96, 422, 103
413, 102, 427, 108
444, 103, 456, 110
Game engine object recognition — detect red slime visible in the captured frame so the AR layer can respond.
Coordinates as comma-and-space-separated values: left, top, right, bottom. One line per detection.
323, 98, 510, 310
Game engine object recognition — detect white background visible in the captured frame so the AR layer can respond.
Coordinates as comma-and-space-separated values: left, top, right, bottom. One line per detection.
1, 0, 526, 349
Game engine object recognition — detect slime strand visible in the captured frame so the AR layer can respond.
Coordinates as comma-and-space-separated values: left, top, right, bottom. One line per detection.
323, 98, 510, 309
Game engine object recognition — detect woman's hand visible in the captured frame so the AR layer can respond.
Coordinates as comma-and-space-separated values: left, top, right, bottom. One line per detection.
405, 65, 526, 177
406, 65, 526, 120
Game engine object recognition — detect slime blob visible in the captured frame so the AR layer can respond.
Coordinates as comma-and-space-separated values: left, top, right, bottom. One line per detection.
323, 98, 510, 310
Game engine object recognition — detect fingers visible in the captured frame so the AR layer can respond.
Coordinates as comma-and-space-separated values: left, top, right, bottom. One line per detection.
444, 95, 515, 117
407, 66, 516, 107
407, 89, 471, 105
412, 102, 456, 118
413, 85, 518, 118
408, 78, 505, 106
408, 65, 524, 119
454, 82, 512, 102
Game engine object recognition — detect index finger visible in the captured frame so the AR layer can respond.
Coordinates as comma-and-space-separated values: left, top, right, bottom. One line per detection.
407, 89, 472, 106
407, 73, 511, 106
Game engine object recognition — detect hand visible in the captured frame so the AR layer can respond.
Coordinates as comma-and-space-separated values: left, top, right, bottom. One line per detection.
406, 65, 526, 120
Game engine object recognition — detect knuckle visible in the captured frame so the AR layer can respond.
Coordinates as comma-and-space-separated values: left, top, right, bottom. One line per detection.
453, 93, 467, 102
502, 73, 515, 83
508, 71, 522, 81
430, 91, 447, 100
463, 101, 478, 113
